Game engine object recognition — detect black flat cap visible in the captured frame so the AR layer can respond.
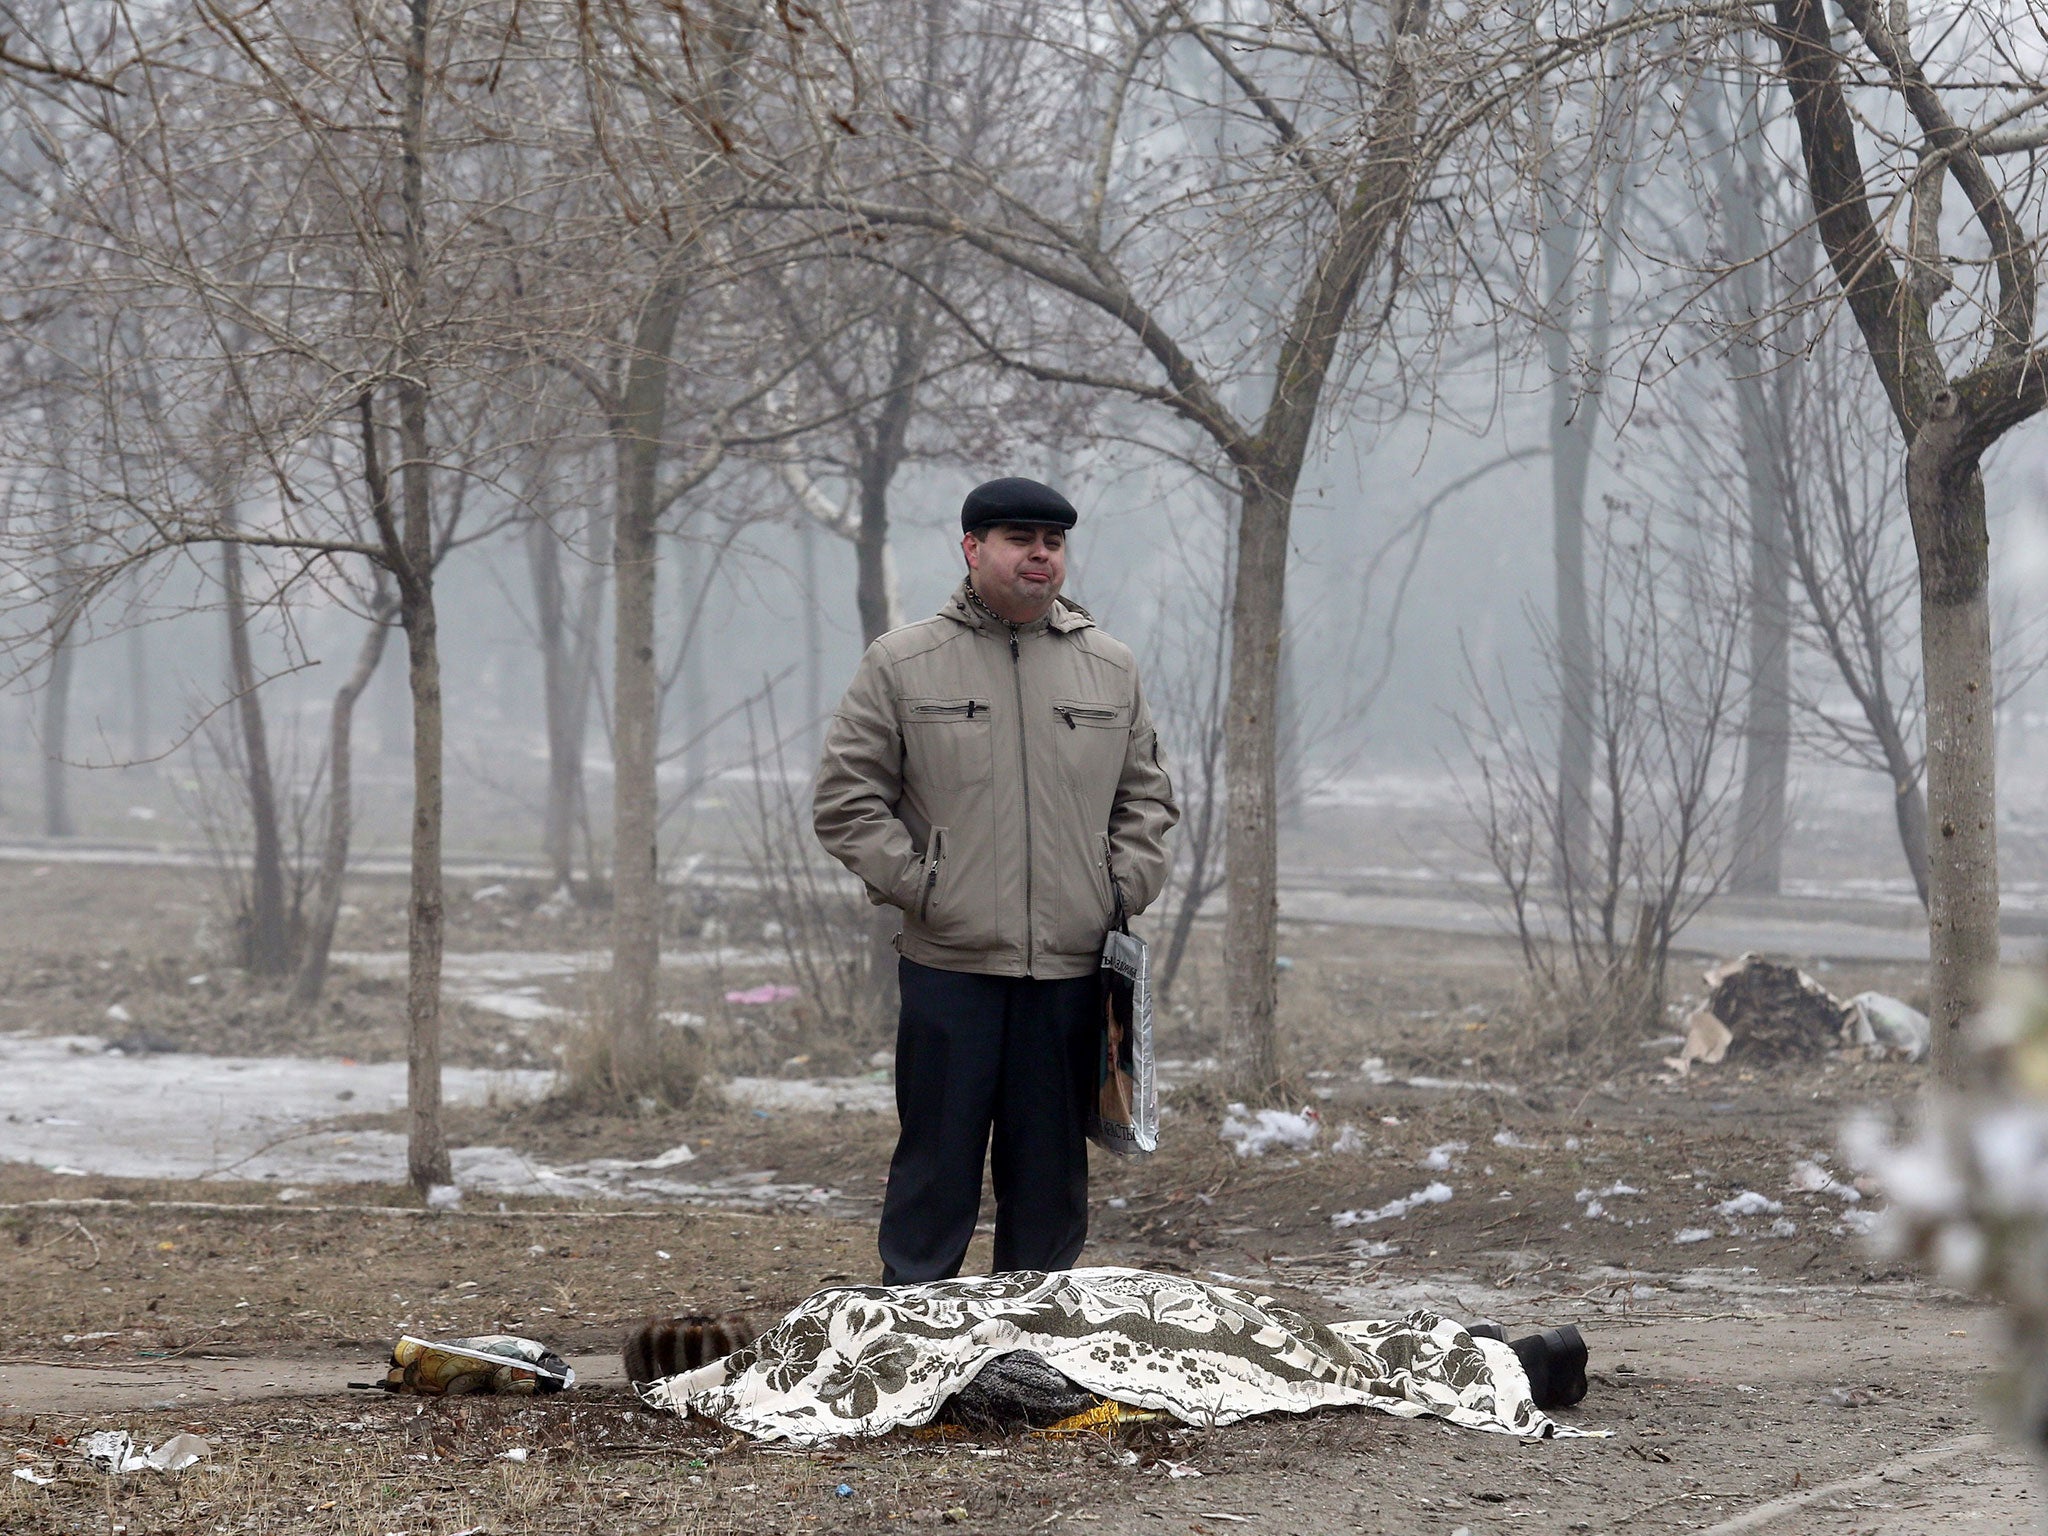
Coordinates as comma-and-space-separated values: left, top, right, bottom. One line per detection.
961, 477, 1078, 535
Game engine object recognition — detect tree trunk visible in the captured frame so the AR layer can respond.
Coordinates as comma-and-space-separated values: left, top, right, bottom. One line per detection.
609, 271, 694, 1103
126, 583, 150, 765
1728, 371, 1792, 894
1891, 757, 1931, 908
291, 605, 391, 1010
799, 511, 823, 762
396, 0, 449, 1193
1223, 471, 1292, 1098
1911, 457, 1998, 1082
399, 562, 450, 1190
41, 628, 74, 838
526, 508, 603, 895
220, 514, 291, 976
677, 533, 709, 795
1542, 191, 1598, 894
1726, 123, 1791, 895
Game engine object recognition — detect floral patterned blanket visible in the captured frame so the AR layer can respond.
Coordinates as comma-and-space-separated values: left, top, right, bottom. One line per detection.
637, 1266, 1588, 1443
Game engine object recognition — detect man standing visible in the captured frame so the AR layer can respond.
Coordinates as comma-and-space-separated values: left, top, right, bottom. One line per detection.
814, 477, 1178, 1283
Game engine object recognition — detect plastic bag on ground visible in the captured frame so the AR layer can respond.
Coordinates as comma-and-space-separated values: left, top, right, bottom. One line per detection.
1847, 992, 1931, 1062
378, 1333, 575, 1396
82, 1430, 210, 1474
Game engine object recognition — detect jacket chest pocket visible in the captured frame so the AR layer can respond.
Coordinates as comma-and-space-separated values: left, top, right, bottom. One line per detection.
1050, 697, 1130, 789
899, 698, 994, 790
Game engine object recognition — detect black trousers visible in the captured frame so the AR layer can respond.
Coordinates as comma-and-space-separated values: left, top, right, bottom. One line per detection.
878, 957, 1100, 1284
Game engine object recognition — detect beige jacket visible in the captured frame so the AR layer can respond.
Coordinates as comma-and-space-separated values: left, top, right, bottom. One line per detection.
814, 580, 1179, 979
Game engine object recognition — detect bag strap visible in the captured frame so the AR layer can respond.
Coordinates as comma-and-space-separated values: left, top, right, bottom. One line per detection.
1112, 881, 1130, 937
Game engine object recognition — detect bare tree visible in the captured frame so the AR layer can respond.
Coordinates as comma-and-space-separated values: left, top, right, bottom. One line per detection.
1767, 0, 2048, 1077
1464, 500, 1746, 1042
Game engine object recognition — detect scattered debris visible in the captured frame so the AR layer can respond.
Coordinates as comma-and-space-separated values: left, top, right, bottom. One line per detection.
81, 1431, 209, 1474
1219, 1103, 1320, 1158
1668, 1007, 1733, 1074
371, 1334, 575, 1396
1330, 1182, 1453, 1227
1846, 992, 1931, 1062
1715, 1191, 1784, 1218
1667, 955, 1910, 1074
1422, 1141, 1467, 1171
1790, 1159, 1862, 1201
725, 984, 800, 1006
11, 1468, 53, 1486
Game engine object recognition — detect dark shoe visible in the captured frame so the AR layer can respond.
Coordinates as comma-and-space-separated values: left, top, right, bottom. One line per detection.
1466, 1321, 1507, 1344
1509, 1324, 1588, 1410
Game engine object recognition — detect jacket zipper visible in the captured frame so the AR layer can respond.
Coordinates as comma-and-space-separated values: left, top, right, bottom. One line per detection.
1056, 704, 1117, 729
919, 827, 945, 921
1009, 627, 1034, 973
912, 700, 981, 718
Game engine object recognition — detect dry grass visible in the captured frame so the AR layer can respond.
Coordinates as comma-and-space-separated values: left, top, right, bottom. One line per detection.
2, 1393, 1180, 1535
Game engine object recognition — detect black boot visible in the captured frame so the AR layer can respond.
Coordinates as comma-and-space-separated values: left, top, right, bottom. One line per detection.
1508, 1324, 1588, 1410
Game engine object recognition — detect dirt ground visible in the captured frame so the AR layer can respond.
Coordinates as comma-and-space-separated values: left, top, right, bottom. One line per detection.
1, 859, 2043, 1533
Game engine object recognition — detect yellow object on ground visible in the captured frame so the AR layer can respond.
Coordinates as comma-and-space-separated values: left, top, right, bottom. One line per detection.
381, 1334, 574, 1396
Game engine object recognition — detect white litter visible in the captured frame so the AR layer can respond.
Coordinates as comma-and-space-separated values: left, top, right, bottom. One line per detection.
82, 1431, 209, 1474
1330, 1182, 1453, 1227
1219, 1103, 1321, 1158
12, 1468, 53, 1486
1672, 1227, 1714, 1245
1790, 1159, 1862, 1201
1715, 1191, 1784, 1218
499, 1447, 530, 1462
1846, 992, 1931, 1062
104, 1004, 132, 1024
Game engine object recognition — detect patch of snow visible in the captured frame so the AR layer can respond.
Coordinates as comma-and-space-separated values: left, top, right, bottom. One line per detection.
1491, 1130, 1535, 1149
1422, 1140, 1467, 1171
1672, 1227, 1715, 1245
1343, 1238, 1403, 1258
1716, 1190, 1784, 1218
721, 1076, 894, 1114
105, 1004, 132, 1024
1219, 1103, 1321, 1158
0, 1033, 553, 1187
1768, 1217, 1799, 1237
1329, 1124, 1367, 1155
465, 989, 572, 1024
1330, 1182, 1453, 1227
1790, 1158, 1862, 1201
